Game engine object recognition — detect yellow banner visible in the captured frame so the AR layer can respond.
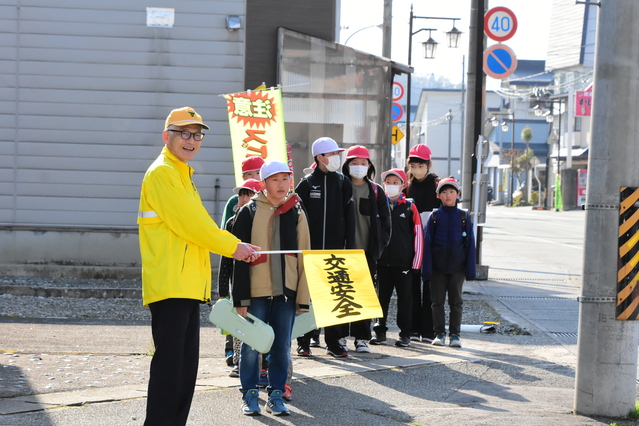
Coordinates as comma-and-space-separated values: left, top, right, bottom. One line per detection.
302, 250, 382, 328
224, 88, 290, 186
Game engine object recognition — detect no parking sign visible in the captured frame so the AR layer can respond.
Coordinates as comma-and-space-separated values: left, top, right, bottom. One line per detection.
483, 44, 518, 80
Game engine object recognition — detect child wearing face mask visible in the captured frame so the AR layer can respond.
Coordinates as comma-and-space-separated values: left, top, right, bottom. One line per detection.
295, 137, 356, 358
403, 144, 440, 344
372, 169, 423, 347
338, 145, 391, 354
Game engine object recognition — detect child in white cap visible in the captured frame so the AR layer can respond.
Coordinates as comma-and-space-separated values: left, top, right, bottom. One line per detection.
231, 161, 310, 416
295, 137, 356, 358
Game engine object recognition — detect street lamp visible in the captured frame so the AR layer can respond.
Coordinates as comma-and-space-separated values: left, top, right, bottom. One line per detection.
344, 24, 383, 45
405, 6, 462, 156
489, 110, 516, 206
422, 29, 438, 59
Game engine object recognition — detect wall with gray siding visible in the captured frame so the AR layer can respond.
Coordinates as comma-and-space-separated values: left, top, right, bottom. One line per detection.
0, 0, 245, 268
546, 0, 585, 70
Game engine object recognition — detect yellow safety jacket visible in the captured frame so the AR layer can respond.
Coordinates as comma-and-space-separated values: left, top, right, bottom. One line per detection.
138, 147, 240, 305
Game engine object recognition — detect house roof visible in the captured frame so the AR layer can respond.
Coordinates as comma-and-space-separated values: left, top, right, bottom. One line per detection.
508, 60, 554, 86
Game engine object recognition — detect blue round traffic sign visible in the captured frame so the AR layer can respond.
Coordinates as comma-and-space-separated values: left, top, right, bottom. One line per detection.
483, 44, 518, 79
391, 102, 404, 122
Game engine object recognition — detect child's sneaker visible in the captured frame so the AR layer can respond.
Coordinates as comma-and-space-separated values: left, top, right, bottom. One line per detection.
241, 389, 261, 416
326, 344, 348, 358
296, 345, 311, 357
422, 335, 435, 344
225, 350, 234, 367
309, 337, 321, 347
282, 384, 292, 401
338, 338, 349, 352
369, 330, 387, 345
265, 389, 290, 416
395, 336, 410, 347
432, 333, 446, 346
229, 365, 239, 377
258, 369, 268, 387
449, 334, 462, 348
355, 339, 371, 353
410, 333, 421, 342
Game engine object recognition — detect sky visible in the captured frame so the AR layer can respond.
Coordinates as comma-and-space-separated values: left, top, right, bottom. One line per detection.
338, 0, 552, 90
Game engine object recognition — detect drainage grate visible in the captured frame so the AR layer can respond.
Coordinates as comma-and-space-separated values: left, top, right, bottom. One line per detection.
492, 278, 574, 282
551, 332, 578, 338
499, 296, 576, 301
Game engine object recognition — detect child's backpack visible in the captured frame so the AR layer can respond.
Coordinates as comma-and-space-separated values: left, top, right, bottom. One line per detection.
431, 208, 468, 246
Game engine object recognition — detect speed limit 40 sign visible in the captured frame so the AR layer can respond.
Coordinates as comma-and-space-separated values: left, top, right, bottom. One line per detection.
484, 7, 518, 42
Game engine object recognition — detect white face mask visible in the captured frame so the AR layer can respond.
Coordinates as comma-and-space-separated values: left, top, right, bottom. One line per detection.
349, 165, 368, 179
325, 155, 342, 172
410, 166, 428, 180
384, 184, 401, 198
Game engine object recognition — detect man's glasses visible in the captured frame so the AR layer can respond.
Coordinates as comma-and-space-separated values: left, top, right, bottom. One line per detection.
168, 129, 205, 141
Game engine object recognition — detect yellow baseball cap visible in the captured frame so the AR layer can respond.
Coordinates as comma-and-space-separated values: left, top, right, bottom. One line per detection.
165, 106, 210, 130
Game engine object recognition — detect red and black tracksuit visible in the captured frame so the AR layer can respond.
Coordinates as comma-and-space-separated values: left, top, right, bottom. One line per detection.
375, 194, 424, 338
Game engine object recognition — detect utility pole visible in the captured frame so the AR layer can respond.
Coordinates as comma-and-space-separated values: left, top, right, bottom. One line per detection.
461, 0, 485, 209
574, 1, 639, 417
382, 0, 392, 59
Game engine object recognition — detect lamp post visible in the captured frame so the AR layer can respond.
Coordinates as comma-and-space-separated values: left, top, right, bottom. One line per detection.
535, 96, 565, 210
506, 114, 516, 206
446, 109, 453, 176
405, 5, 462, 156
489, 111, 518, 206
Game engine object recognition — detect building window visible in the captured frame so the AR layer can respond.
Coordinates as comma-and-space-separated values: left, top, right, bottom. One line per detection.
574, 117, 582, 132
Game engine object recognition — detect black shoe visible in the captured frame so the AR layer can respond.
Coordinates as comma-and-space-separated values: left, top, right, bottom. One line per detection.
326, 345, 348, 357
296, 345, 311, 357
395, 336, 410, 347
369, 331, 387, 345
309, 337, 321, 348
225, 350, 234, 367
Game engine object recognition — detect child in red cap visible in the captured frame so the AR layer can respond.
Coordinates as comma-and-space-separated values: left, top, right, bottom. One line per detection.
373, 169, 423, 347
339, 145, 391, 353
221, 157, 265, 226
422, 177, 476, 349
404, 144, 440, 343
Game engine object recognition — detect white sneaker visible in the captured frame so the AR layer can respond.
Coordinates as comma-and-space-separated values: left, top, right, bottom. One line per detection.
355, 339, 371, 353
432, 333, 446, 346
449, 334, 462, 348
339, 338, 348, 352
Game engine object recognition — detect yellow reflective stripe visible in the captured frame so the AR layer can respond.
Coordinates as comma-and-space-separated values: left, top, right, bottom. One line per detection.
138, 210, 158, 218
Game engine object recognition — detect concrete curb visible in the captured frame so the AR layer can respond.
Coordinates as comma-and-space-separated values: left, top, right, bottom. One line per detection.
0, 285, 141, 299
0, 264, 141, 280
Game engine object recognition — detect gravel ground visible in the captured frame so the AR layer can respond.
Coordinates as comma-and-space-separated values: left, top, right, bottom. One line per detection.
0, 276, 524, 335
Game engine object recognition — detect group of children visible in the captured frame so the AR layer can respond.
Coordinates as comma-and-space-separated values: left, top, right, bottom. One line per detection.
218, 138, 476, 416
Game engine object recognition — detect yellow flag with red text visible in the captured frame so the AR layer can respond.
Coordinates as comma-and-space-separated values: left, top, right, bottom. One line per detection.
224, 88, 290, 186
302, 250, 382, 328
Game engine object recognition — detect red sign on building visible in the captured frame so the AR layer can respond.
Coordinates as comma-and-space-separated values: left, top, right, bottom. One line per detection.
575, 89, 593, 117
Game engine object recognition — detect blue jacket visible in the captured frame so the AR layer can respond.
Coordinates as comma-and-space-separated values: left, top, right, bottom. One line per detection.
421, 205, 476, 280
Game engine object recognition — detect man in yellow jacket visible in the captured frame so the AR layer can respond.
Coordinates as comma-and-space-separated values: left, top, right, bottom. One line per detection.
138, 106, 259, 426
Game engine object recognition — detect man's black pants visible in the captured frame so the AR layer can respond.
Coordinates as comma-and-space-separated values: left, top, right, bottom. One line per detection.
145, 298, 200, 426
